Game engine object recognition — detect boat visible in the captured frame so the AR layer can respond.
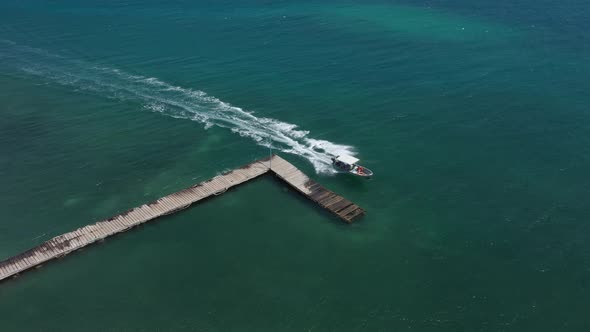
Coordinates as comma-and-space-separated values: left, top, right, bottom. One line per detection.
331, 155, 373, 178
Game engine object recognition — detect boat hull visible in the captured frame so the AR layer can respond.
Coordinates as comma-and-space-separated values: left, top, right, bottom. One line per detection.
331, 158, 373, 178
348, 171, 372, 178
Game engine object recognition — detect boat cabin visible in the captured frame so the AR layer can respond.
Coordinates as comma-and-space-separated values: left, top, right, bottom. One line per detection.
333, 155, 359, 171
332, 155, 373, 177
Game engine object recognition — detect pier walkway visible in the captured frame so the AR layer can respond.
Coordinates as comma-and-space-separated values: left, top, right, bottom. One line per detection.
0, 155, 364, 282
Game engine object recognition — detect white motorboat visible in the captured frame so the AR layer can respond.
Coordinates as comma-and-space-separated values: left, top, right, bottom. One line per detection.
331, 155, 373, 178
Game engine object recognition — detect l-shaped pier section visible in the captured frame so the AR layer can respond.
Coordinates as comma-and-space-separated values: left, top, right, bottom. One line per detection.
0, 155, 364, 282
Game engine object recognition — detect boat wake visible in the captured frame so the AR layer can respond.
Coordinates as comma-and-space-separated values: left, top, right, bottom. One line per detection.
0, 40, 354, 174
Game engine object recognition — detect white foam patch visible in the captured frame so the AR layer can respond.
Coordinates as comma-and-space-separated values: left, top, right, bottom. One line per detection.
2, 40, 356, 174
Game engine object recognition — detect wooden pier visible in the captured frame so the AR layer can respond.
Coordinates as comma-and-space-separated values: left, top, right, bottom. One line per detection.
0, 155, 364, 282
269, 155, 365, 221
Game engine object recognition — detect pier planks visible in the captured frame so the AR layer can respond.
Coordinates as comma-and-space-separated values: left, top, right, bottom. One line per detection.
0, 155, 364, 282
270, 155, 365, 223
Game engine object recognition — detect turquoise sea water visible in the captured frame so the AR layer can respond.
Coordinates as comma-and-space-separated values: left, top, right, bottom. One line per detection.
1, 1, 589, 330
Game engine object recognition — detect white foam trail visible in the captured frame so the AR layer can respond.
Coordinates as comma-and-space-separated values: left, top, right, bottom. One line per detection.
1, 40, 355, 174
